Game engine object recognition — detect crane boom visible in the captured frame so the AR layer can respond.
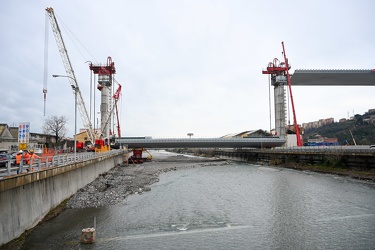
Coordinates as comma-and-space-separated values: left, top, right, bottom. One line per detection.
101, 84, 122, 137
282, 42, 302, 146
114, 85, 121, 138
45, 7, 96, 145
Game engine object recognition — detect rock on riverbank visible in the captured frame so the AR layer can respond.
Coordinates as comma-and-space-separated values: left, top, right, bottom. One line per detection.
67, 151, 229, 209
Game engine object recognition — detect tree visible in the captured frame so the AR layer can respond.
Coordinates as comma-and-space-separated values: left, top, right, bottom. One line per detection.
43, 115, 68, 144
354, 114, 363, 125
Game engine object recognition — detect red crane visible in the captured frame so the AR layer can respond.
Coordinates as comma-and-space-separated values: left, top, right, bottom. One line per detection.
281, 42, 302, 146
96, 82, 122, 139
113, 84, 122, 138
262, 42, 302, 146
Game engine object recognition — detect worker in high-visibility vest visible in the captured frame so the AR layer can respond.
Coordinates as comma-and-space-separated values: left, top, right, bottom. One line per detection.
15, 150, 23, 165
27, 150, 41, 164
24, 150, 30, 164
27, 150, 40, 171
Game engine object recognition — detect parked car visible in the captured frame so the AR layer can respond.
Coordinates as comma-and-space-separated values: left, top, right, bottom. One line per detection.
0, 153, 15, 167
10, 152, 17, 160
370, 145, 375, 149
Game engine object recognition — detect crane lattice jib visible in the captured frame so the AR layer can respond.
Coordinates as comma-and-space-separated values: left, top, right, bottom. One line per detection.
281, 41, 302, 146
45, 7, 95, 145
101, 84, 122, 137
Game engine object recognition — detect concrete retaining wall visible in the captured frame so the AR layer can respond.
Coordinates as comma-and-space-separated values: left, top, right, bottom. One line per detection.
214, 149, 375, 169
0, 152, 124, 246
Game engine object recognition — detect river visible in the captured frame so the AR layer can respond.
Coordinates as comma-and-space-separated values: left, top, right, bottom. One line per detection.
21, 154, 375, 249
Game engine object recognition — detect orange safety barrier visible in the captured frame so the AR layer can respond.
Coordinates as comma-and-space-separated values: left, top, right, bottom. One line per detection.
40, 148, 65, 163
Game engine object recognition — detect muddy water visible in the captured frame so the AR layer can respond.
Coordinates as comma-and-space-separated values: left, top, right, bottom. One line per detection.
22, 160, 375, 249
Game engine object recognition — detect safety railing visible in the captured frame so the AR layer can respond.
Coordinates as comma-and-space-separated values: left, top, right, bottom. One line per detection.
231, 146, 375, 155
0, 149, 124, 178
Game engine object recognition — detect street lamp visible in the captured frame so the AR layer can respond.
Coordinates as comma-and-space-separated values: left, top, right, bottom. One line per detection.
52, 74, 78, 161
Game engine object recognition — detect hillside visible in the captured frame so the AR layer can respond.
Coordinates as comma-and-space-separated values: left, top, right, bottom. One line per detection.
303, 119, 375, 145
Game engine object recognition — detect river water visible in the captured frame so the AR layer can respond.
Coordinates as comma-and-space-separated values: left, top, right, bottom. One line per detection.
22, 159, 375, 249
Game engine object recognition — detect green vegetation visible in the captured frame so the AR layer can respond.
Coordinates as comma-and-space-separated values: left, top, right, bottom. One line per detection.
304, 115, 375, 145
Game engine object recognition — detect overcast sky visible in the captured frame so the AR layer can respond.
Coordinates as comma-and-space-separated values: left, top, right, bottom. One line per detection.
1, 0, 374, 138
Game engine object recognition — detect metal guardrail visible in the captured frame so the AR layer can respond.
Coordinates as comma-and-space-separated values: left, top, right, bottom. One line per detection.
232, 146, 375, 155
0, 149, 124, 179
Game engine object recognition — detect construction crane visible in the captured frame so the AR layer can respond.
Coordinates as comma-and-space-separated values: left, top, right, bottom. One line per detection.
100, 83, 122, 138
282, 42, 302, 147
262, 42, 302, 146
113, 83, 122, 138
45, 7, 96, 145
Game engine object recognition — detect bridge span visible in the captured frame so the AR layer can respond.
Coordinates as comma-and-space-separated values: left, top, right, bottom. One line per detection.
115, 137, 286, 148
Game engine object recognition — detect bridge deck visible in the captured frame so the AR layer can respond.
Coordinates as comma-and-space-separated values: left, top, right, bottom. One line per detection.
115, 137, 286, 148
291, 69, 375, 86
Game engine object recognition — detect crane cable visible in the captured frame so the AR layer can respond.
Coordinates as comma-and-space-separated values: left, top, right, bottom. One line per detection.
43, 12, 49, 116
268, 74, 272, 132
56, 13, 100, 137
55, 14, 97, 63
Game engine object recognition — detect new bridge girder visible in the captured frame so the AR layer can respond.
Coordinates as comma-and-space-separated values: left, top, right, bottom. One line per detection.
115, 137, 286, 149
291, 69, 375, 86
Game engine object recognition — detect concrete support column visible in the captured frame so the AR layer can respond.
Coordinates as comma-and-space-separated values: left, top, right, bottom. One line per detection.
274, 81, 286, 140
100, 85, 111, 139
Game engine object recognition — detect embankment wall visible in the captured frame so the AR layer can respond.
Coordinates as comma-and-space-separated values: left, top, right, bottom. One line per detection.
0, 153, 124, 246
214, 150, 375, 169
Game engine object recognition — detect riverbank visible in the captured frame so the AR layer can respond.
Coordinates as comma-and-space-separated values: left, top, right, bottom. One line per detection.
169, 148, 375, 182
0, 151, 228, 249
275, 162, 375, 182
67, 150, 229, 209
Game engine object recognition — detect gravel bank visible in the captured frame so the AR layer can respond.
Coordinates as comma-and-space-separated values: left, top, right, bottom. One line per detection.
67, 150, 229, 209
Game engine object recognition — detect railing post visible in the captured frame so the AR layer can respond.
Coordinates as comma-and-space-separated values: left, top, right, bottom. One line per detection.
18, 160, 23, 174
6, 160, 11, 176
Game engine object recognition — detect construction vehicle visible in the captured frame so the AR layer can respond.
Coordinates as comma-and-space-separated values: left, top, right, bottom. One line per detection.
76, 142, 85, 152
46, 7, 121, 152
94, 139, 110, 152
128, 148, 152, 164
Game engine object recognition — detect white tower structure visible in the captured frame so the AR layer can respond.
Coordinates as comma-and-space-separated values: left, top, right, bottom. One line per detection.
90, 57, 116, 142
273, 75, 287, 139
